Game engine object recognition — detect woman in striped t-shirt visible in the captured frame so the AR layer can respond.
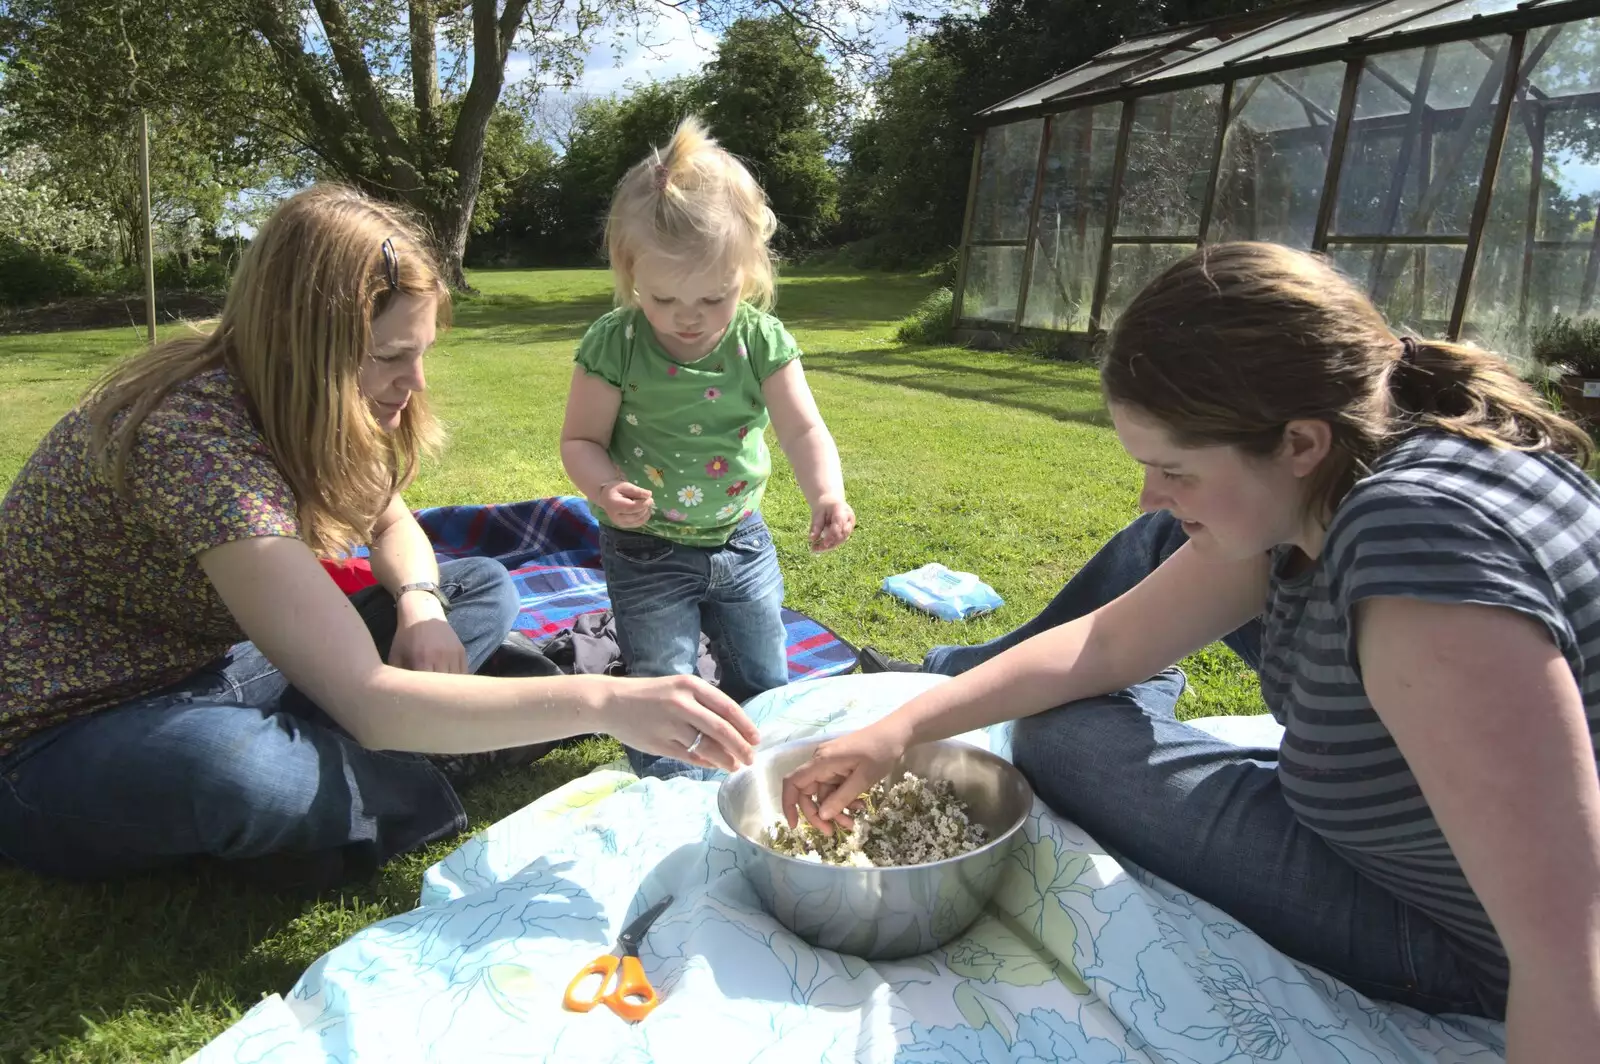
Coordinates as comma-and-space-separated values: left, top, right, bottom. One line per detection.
786, 243, 1600, 1054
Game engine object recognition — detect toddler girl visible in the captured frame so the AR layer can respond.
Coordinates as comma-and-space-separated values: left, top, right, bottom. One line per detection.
560, 118, 855, 778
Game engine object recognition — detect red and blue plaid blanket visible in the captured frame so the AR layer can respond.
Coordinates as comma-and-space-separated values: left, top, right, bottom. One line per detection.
404, 497, 857, 682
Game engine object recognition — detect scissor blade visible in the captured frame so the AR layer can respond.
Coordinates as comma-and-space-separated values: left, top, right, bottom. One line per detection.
616, 895, 674, 951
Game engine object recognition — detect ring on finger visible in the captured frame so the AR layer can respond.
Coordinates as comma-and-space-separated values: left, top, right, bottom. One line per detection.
684, 731, 704, 756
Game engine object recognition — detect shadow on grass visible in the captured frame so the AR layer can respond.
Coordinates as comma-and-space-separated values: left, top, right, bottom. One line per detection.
454, 292, 614, 337
449, 272, 934, 345
0, 739, 617, 1062
803, 346, 1112, 429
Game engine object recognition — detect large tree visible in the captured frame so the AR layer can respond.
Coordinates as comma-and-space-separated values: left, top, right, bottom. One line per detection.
694, 17, 840, 248
1, 0, 900, 288
0, 0, 280, 265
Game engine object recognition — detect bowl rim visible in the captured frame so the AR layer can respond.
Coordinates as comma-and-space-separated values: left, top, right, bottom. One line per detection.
715, 733, 1035, 872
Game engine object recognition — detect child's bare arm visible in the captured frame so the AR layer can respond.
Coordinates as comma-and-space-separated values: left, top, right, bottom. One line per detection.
763, 360, 854, 551
560, 368, 653, 526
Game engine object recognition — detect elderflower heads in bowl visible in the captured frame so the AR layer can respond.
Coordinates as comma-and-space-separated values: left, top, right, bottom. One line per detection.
760, 772, 988, 868
717, 735, 1033, 960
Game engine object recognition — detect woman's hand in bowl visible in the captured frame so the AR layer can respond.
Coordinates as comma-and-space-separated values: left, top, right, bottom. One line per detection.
780, 718, 911, 833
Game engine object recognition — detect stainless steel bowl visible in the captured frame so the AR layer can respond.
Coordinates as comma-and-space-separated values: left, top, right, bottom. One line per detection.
716, 734, 1034, 960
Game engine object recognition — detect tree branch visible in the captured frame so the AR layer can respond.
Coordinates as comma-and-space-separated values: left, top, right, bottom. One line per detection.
310, 0, 424, 193
444, 0, 529, 178
497, 0, 531, 65
248, 0, 366, 179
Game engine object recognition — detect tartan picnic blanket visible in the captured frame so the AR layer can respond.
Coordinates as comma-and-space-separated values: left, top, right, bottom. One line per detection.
402, 497, 858, 682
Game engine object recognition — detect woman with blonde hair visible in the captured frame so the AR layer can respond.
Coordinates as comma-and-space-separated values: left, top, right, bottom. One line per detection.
787, 243, 1600, 1055
0, 184, 757, 889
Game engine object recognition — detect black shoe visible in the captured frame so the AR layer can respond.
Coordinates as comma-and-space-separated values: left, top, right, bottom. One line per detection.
480, 630, 563, 678
428, 742, 558, 789
428, 632, 565, 787
858, 647, 923, 674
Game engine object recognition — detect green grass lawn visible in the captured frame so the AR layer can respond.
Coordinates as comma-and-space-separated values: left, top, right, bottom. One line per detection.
0, 268, 1262, 1062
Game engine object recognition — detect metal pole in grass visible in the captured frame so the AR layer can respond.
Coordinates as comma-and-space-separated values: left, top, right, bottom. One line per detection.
137, 109, 156, 345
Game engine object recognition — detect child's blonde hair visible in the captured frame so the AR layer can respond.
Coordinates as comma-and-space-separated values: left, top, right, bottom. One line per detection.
606, 117, 778, 310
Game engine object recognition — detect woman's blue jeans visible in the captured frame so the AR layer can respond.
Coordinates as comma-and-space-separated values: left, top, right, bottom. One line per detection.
925, 511, 1492, 1017
0, 557, 519, 887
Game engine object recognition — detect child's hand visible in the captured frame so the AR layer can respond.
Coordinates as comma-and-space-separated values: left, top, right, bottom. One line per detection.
809, 495, 856, 553
598, 479, 653, 528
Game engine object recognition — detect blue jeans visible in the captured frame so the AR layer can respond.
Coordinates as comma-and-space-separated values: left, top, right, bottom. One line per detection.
0, 557, 519, 888
926, 511, 1489, 1017
600, 514, 787, 779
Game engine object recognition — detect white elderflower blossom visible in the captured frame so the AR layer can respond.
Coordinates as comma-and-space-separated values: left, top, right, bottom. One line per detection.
760, 773, 986, 867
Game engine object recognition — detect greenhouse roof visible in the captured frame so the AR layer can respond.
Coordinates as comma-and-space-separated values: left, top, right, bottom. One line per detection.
981, 0, 1586, 120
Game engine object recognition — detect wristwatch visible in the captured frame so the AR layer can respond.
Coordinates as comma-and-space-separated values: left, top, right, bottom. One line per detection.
395, 580, 452, 615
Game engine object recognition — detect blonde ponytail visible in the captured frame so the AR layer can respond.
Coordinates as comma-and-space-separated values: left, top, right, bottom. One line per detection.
607, 117, 778, 310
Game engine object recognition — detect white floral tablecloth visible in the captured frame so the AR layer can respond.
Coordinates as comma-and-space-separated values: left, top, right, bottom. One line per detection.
194, 673, 1505, 1063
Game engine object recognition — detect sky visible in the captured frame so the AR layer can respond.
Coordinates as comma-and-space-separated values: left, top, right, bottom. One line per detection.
505, 3, 916, 103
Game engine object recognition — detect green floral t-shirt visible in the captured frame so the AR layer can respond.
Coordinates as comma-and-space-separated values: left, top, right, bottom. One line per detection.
575, 303, 800, 547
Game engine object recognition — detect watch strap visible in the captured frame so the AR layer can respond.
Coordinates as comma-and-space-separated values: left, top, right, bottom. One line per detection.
396, 580, 451, 614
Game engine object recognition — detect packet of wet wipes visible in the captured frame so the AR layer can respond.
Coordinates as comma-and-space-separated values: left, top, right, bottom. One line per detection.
881, 563, 1003, 621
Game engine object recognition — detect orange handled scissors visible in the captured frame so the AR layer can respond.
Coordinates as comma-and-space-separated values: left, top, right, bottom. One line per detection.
562, 895, 673, 1022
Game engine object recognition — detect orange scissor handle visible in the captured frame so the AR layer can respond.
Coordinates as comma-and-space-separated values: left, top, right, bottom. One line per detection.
605, 954, 660, 1022
562, 954, 660, 1021
563, 953, 620, 1013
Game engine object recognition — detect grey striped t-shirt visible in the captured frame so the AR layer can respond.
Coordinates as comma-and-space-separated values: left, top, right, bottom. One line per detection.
1259, 431, 1600, 1015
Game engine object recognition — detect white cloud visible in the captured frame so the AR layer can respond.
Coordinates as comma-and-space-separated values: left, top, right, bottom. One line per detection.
506, 11, 719, 99
505, 4, 919, 102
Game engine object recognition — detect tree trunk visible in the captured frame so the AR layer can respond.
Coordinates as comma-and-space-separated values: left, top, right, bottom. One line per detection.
409, 0, 441, 164
429, 195, 476, 291
420, 0, 523, 291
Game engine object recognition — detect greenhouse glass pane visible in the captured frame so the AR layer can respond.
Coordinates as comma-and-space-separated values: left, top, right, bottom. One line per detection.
1462, 103, 1535, 359
1539, 111, 1600, 240
1099, 244, 1196, 327
1527, 246, 1599, 320
1331, 38, 1509, 237
1136, 3, 1366, 84
1024, 104, 1121, 331
1462, 19, 1600, 363
979, 60, 1132, 115
970, 119, 1045, 241
1158, 37, 1226, 66
1519, 18, 1600, 98
1103, 29, 1193, 56
1368, 0, 1529, 39
1116, 86, 1224, 237
1328, 242, 1466, 332
1210, 63, 1345, 247
961, 246, 1028, 322
1252, 0, 1463, 62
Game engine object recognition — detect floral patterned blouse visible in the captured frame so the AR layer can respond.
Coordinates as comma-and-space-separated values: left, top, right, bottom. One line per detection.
0, 367, 300, 755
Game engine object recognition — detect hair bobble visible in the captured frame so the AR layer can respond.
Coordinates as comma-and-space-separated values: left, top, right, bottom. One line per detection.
652, 164, 671, 192
1399, 335, 1418, 364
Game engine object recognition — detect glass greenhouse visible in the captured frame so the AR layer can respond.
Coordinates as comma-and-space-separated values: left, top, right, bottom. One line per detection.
953, 0, 1600, 360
